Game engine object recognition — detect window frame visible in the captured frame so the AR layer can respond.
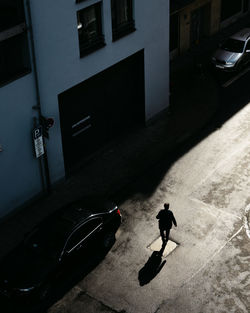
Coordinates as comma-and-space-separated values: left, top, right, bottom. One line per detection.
245, 39, 250, 51
63, 217, 103, 254
77, 2, 105, 57
111, 0, 135, 41
0, 1, 31, 86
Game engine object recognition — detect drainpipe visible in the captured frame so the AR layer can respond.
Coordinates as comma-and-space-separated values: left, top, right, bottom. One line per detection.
26, 0, 51, 194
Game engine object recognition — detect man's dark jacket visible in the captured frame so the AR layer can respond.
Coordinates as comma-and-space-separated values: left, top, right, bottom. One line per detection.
156, 209, 177, 229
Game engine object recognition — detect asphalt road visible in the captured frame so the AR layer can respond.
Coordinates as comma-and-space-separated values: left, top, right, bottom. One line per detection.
47, 71, 250, 313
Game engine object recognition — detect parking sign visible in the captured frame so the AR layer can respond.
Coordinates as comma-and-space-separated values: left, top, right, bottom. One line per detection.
33, 126, 44, 158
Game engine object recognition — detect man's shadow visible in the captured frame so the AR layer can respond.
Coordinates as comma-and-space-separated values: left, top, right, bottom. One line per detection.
138, 244, 166, 286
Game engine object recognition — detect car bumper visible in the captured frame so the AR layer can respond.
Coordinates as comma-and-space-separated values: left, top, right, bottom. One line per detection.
212, 61, 236, 71
0, 286, 35, 304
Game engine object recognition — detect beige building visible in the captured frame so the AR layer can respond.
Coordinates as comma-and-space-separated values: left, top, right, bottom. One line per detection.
170, 0, 250, 58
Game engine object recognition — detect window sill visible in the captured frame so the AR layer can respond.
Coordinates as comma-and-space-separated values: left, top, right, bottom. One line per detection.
79, 37, 106, 57
0, 68, 31, 88
112, 21, 136, 41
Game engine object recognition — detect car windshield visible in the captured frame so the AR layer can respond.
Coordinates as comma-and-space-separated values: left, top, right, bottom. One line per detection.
221, 38, 245, 53
24, 219, 70, 258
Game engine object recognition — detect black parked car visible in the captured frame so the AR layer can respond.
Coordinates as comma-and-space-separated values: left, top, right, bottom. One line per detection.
0, 198, 121, 305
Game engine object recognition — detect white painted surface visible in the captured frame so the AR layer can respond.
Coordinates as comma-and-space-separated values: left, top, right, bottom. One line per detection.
149, 237, 178, 257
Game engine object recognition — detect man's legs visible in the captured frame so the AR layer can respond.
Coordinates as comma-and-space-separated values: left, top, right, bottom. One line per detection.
165, 228, 170, 243
160, 228, 165, 242
160, 228, 170, 243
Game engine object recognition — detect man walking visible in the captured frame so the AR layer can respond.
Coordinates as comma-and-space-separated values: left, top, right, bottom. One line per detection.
156, 203, 177, 244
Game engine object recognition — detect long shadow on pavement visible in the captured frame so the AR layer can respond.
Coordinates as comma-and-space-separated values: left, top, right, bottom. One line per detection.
138, 250, 166, 286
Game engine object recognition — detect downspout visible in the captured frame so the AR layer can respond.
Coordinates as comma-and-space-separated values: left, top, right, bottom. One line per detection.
26, 0, 51, 194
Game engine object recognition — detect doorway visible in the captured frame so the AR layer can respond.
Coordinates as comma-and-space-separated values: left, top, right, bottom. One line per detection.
58, 50, 145, 176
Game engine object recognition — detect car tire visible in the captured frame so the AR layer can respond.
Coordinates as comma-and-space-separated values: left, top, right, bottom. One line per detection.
103, 232, 115, 249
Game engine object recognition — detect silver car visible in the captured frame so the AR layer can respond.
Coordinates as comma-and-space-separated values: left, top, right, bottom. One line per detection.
212, 28, 250, 71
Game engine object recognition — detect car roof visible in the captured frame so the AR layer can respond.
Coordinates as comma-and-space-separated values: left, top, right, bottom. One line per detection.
60, 197, 115, 225
46, 197, 115, 228
231, 28, 250, 41
25, 197, 116, 242
60, 206, 92, 227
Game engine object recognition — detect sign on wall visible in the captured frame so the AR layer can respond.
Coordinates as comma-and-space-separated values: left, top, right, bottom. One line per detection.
33, 126, 44, 158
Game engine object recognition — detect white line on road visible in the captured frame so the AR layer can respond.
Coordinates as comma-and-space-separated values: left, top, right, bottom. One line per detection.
243, 204, 250, 239
182, 226, 244, 287
190, 197, 242, 220
189, 141, 250, 200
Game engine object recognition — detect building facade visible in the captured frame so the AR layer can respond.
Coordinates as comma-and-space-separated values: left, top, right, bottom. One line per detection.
0, 0, 170, 218
170, 0, 250, 58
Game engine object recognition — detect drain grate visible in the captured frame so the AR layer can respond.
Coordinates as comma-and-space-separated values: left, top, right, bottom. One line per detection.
148, 237, 178, 257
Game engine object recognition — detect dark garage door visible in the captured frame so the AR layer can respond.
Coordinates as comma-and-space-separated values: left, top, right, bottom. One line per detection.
58, 50, 145, 176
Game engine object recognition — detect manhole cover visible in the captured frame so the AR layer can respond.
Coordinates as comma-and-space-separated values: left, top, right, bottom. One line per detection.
148, 237, 178, 257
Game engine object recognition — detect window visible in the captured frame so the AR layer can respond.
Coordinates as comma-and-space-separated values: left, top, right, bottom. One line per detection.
246, 40, 250, 51
65, 218, 102, 252
77, 3, 105, 57
0, 0, 25, 32
0, 0, 30, 86
221, 38, 245, 53
111, 0, 135, 41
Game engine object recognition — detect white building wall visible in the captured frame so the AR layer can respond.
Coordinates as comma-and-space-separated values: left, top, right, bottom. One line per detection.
0, 75, 43, 217
29, 0, 170, 183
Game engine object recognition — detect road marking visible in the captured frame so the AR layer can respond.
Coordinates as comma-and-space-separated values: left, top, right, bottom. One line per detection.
222, 66, 250, 88
243, 204, 250, 239
190, 197, 242, 220
182, 226, 244, 286
189, 141, 250, 201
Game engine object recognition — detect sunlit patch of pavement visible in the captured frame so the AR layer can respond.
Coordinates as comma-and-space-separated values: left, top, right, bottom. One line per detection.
148, 237, 178, 258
